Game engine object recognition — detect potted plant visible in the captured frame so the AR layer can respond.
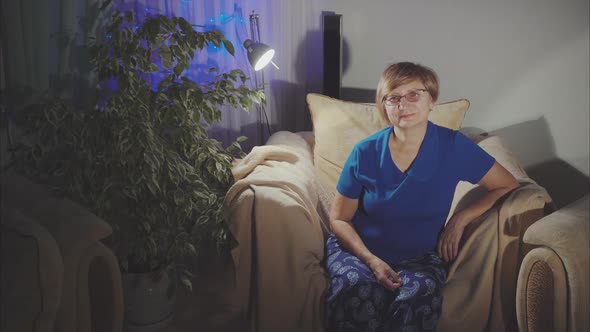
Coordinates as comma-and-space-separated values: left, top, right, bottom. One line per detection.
10, 9, 263, 330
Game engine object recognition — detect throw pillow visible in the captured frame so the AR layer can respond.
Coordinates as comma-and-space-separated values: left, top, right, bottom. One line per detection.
307, 93, 470, 195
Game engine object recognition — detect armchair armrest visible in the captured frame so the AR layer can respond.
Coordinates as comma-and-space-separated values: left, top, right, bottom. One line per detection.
517, 195, 589, 332
1, 209, 64, 332
1, 171, 123, 332
516, 247, 567, 332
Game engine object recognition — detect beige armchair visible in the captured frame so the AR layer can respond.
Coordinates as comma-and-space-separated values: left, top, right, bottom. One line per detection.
223, 129, 553, 332
1, 171, 123, 332
516, 195, 589, 332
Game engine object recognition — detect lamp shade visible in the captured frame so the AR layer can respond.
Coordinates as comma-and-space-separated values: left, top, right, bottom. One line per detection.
243, 39, 275, 71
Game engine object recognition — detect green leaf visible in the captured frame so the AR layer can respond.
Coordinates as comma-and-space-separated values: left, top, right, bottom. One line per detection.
159, 44, 172, 69
222, 39, 235, 56
146, 181, 157, 195
125, 11, 133, 23
187, 243, 197, 255
173, 64, 184, 76
178, 17, 193, 34
236, 136, 247, 142
180, 275, 193, 292
148, 63, 159, 73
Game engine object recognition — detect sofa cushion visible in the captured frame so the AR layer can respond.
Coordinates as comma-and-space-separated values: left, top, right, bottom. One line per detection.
307, 93, 470, 194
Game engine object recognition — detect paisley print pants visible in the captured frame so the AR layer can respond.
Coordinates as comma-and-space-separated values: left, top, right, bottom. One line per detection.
325, 233, 448, 332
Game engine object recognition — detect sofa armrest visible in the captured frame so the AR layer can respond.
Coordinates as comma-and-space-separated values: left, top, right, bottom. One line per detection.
1, 172, 121, 332
31, 199, 119, 332
79, 242, 124, 332
295, 131, 315, 150
516, 247, 567, 332
1, 209, 64, 332
518, 195, 589, 332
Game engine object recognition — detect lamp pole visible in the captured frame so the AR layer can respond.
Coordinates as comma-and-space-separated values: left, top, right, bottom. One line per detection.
249, 11, 265, 145
250, 11, 270, 145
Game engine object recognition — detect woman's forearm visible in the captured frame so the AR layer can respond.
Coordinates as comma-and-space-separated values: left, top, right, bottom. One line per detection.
331, 219, 376, 264
454, 185, 519, 227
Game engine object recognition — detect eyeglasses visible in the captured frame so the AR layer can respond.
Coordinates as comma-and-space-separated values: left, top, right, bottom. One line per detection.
382, 89, 428, 106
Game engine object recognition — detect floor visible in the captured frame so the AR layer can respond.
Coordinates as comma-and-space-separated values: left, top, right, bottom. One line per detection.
160, 256, 246, 332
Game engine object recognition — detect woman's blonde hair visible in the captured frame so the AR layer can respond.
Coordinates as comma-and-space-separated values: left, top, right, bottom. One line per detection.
376, 62, 439, 123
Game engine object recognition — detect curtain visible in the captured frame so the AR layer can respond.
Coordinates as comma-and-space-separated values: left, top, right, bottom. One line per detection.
1, 0, 325, 149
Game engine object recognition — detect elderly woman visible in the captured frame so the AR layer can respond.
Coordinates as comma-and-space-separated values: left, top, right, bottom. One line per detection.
325, 62, 519, 331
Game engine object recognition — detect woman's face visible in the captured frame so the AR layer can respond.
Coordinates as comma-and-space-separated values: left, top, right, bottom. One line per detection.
384, 80, 434, 129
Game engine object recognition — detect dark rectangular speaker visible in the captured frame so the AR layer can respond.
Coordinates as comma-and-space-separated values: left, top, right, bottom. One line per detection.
323, 14, 342, 99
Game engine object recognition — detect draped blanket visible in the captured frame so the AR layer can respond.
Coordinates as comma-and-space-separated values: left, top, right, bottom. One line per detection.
223, 132, 329, 332
438, 180, 552, 332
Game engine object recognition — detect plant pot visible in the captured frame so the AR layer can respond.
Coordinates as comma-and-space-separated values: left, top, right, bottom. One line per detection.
122, 265, 177, 332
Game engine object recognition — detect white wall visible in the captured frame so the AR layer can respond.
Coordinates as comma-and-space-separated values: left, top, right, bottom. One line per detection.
317, 0, 589, 176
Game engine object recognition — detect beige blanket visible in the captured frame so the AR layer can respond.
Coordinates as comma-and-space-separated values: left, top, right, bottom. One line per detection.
439, 180, 552, 331
223, 132, 329, 332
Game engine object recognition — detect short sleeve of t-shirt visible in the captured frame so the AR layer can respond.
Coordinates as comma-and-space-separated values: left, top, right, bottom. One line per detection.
453, 132, 496, 184
336, 146, 363, 199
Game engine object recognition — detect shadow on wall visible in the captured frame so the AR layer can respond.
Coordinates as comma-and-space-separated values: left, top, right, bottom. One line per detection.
468, 118, 589, 209
527, 159, 589, 209
340, 87, 376, 103
487, 117, 588, 208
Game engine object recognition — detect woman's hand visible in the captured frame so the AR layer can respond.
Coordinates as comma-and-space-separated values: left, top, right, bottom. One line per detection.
366, 255, 402, 291
437, 215, 467, 263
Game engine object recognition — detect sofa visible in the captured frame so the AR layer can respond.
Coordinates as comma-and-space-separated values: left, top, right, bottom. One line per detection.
222, 93, 554, 332
1, 171, 124, 332
516, 194, 589, 332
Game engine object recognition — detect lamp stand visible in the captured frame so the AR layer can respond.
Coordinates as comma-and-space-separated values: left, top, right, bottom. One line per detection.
248, 11, 271, 145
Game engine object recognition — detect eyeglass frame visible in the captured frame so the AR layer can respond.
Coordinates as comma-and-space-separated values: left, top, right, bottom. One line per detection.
382, 89, 428, 106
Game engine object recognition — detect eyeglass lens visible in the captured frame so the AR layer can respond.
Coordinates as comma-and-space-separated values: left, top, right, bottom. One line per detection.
385, 90, 423, 105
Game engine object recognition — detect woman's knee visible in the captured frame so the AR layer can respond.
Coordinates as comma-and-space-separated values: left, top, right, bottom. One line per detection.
396, 274, 442, 301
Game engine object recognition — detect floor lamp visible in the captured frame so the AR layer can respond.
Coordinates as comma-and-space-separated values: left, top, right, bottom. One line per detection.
243, 11, 278, 145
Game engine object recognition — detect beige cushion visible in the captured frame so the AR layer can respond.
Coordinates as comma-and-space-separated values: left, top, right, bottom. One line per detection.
478, 135, 528, 180
307, 93, 470, 195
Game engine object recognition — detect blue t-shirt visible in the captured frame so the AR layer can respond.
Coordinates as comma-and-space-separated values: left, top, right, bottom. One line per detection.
336, 121, 495, 265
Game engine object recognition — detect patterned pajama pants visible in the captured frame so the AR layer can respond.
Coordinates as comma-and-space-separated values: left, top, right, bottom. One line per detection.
325, 234, 448, 332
